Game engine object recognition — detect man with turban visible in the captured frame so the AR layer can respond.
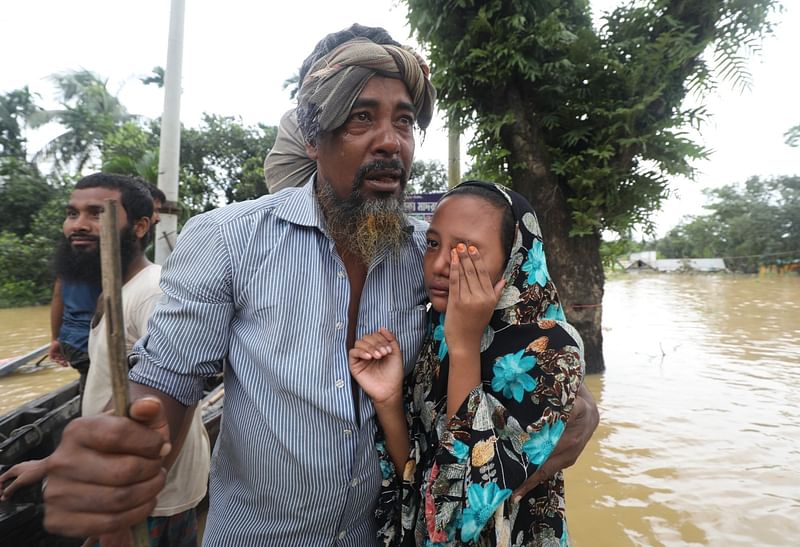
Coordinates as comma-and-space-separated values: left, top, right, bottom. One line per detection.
41, 24, 596, 546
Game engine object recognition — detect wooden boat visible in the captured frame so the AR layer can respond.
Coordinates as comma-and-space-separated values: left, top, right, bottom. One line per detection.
0, 344, 49, 378
0, 375, 224, 546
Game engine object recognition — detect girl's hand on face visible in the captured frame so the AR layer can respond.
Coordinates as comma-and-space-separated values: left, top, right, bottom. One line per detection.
444, 244, 506, 352
348, 328, 405, 409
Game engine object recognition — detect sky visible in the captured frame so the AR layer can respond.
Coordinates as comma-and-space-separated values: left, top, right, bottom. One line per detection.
2, 0, 798, 236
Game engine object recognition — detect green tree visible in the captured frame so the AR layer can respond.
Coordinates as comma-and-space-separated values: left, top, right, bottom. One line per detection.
404, 0, 779, 372
408, 159, 448, 193
657, 176, 799, 272
180, 114, 277, 212
0, 87, 52, 236
29, 69, 131, 173
101, 121, 160, 183
0, 86, 40, 159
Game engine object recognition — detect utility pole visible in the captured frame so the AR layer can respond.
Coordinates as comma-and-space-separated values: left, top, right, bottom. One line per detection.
155, 0, 186, 265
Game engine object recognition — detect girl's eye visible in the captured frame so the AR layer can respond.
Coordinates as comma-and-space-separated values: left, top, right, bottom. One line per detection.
425, 239, 439, 249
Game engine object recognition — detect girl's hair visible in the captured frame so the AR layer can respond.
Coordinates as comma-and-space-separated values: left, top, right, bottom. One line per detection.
444, 182, 516, 261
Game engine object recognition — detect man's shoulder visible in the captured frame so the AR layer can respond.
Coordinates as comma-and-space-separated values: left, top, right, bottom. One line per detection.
124, 264, 162, 299
194, 188, 306, 230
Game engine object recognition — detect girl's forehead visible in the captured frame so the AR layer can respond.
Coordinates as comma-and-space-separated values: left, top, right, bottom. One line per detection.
429, 195, 504, 237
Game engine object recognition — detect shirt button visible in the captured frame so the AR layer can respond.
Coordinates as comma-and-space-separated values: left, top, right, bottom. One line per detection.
337, 270, 346, 279
338, 530, 347, 540
335, 378, 345, 389
350, 478, 359, 487
335, 321, 344, 330
343, 429, 352, 436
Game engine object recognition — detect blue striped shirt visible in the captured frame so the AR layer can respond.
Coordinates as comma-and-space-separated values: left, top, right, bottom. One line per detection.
129, 181, 428, 546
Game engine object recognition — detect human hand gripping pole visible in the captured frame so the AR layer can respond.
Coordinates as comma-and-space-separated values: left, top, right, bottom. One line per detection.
95, 199, 151, 547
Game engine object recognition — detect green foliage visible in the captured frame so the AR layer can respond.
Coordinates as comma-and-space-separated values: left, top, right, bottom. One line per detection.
0, 70, 279, 307
0, 158, 53, 235
180, 114, 277, 213
101, 121, 161, 183
0, 231, 55, 308
28, 69, 131, 173
656, 176, 799, 272
404, 0, 780, 237
0, 86, 40, 159
408, 159, 448, 193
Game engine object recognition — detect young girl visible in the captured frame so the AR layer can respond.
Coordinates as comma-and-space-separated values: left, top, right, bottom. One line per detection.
349, 181, 585, 546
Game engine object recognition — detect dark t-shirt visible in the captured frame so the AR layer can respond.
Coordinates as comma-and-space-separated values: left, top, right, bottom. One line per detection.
58, 280, 101, 353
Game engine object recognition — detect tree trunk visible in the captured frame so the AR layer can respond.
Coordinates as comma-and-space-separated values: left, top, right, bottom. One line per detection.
502, 90, 606, 373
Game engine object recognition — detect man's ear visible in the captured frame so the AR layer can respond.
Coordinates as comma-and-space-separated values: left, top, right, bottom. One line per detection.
305, 140, 318, 160
133, 216, 151, 241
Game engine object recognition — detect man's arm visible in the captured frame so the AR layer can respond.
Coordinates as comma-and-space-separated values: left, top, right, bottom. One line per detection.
512, 382, 599, 501
49, 278, 66, 365
44, 214, 233, 538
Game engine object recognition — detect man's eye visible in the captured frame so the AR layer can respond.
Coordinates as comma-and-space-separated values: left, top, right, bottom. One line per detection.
398, 115, 415, 127
351, 112, 370, 122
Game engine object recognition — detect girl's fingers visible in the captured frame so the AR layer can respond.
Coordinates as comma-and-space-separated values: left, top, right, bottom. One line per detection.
467, 245, 495, 294
355, 334, 392, 359
449, 247, 460, 300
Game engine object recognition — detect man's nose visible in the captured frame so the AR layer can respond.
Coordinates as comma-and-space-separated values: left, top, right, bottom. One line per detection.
68, 213, 92, 233
373, 122, 401, 157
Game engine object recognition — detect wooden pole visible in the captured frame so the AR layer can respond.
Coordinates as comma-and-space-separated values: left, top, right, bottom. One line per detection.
99, 199, 151, 547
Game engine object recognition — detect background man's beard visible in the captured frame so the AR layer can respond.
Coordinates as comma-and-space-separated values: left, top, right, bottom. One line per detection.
54, 226, 140, 284
318, 162, 409, 264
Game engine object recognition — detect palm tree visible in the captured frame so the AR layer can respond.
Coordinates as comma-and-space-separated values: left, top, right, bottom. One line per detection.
29, 70, 131, 173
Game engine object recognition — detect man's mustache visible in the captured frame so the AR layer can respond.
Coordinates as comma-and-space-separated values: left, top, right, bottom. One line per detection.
353, 160, 408, 189
67, 234, 100, 244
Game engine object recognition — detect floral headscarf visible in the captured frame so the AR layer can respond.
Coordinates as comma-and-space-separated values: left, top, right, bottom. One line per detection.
376, 181, 585, 546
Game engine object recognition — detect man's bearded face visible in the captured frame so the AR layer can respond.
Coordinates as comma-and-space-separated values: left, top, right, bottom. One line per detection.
318, 158, 409, 265
54, 224, 140, 285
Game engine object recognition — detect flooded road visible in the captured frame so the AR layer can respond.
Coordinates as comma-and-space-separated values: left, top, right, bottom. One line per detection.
1, 274, 798, 545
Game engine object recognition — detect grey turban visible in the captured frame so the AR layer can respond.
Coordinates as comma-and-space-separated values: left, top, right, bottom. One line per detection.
264, 37, 436, 194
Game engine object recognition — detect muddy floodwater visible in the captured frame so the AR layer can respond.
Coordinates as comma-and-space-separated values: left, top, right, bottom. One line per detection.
1, 274, 798, 546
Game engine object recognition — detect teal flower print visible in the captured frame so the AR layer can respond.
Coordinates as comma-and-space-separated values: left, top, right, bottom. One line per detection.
543, 302, 566, 321
434, 313, 448, 360
451, 439, 469, 463
523, 420, 566, 466
561, 526, 570, 547
521, 240, 550, 287
491, 349, 538, 403
460, 483, 512, 543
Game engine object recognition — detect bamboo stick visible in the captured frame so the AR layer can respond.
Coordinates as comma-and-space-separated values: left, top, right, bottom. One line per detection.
100, 199, 151, 547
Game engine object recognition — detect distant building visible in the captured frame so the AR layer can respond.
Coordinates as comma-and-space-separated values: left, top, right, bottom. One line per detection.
622, 253, 728, 273
656, 258, 727, 272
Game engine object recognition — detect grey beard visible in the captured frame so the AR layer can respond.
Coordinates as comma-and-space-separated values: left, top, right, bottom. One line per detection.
317, 181, 409, 265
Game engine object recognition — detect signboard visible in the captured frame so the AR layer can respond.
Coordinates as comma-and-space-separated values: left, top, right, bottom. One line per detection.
404, 192, 444, 223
